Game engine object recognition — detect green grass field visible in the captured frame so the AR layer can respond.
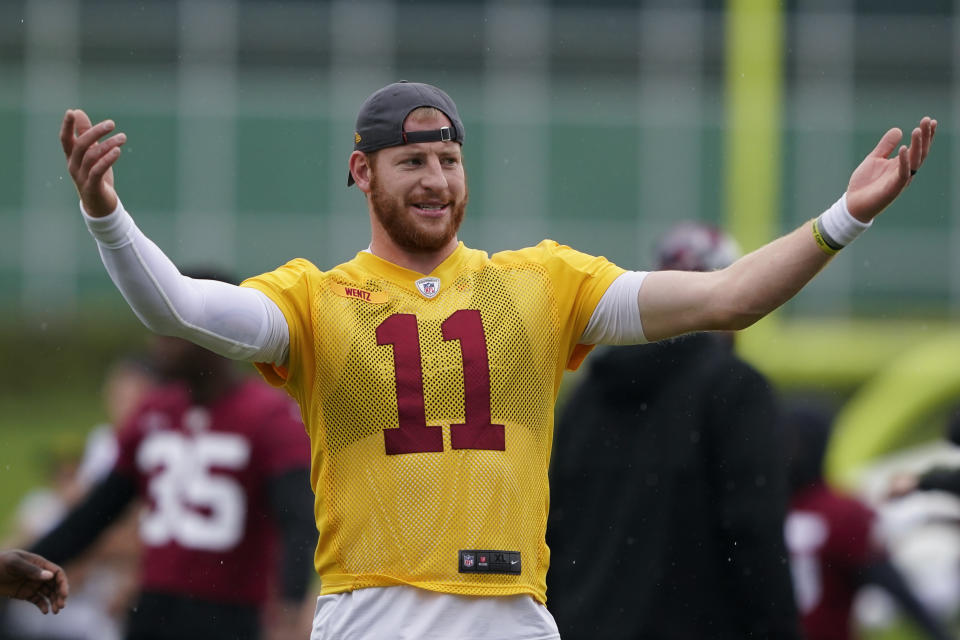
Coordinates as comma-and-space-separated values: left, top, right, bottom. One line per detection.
0, 314, 146, 536
0, 389, 103, 536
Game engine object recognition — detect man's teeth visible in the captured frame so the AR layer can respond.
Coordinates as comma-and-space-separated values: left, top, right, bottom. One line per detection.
417, 204, 444, 210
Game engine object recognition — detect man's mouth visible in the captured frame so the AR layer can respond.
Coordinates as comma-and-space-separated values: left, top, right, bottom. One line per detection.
412, 202, 449, 217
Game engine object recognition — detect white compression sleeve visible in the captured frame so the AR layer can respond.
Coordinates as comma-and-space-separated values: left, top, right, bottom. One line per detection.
580, 270, 649, 345
82, 200, 289, 365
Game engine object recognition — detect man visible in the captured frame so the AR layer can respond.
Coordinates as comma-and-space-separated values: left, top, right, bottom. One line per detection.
29, 282, 316, 640
546, 223, 801, 639
783, 404, 953, 640
60, 81, 935, 638
0, 549, 68, 615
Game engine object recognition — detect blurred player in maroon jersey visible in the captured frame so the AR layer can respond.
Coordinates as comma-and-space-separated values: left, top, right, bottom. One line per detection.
782, 404, 953, 640
29, 271, 316, 640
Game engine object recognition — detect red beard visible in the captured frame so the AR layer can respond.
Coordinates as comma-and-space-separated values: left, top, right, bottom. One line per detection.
369, 173, 468, 253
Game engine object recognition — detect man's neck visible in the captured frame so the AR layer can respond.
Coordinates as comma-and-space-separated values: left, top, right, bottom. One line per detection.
368, 238, 459, 275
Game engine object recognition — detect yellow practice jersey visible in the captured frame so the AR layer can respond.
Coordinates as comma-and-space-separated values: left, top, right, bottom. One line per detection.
242, 240, 624, 603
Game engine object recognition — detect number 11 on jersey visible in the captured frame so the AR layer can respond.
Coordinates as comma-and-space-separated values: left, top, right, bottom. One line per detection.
376, 309, 505, 455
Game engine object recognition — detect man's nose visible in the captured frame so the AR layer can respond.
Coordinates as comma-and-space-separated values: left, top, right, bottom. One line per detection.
420, 156, 448, 190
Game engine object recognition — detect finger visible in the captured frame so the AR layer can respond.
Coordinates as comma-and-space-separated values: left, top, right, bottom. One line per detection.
31, 593, 50, 615
52, 590, 66, 613
68, 119, 115, 177
908, 126, 922, 173
54, 568, 69, 600
51, 588, 67, 613
42, 583, 64, 614
918, 118, 931, 164
921, 117, 936, 164
68, 111, 95, 167
71, 109, 93, 138
898, 145, 910, 182
74, 119, 115, 153
869, 127, 903, 159
79, 133, 126, 176
87, 146, 123, 186
59, 110, 76, 157
8, 555, 45, 579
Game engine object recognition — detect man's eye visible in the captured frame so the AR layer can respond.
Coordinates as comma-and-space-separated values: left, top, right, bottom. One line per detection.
443, 157, 459, 166
403, 158, 422, 167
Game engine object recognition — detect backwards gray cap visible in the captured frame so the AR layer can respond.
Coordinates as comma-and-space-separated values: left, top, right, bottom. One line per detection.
347, 81, 465, 186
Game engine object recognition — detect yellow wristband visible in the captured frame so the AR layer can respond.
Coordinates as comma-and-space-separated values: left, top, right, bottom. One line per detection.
811, 218, 840, 256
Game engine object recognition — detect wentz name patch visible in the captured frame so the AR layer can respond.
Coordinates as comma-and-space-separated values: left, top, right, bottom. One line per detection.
330, 283, 388, 304
459, 550, 521, 575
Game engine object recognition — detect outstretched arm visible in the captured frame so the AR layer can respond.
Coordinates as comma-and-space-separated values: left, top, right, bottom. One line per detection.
30, 471, 136, 568
0, 550, 69, 614
638, 117, 937, 342
61, 109, 289, 365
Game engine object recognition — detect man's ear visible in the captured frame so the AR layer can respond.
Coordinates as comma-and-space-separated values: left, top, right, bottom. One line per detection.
349, 151, 373, 193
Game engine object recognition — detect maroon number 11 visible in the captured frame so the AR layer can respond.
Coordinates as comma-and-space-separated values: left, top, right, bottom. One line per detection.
376, 309, 505, 455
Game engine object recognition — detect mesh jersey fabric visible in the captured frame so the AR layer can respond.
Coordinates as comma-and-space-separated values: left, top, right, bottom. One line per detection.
241, 240, 624, 603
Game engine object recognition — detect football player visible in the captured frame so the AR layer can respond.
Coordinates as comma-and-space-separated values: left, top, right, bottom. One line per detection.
60, 82, 935, 638
30, 275, 316, 640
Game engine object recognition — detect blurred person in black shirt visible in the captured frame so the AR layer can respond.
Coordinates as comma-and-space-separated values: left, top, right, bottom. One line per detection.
547, 223, 801, 639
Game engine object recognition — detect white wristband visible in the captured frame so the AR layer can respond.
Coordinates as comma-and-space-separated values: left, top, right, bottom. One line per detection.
818, 192, 872, 248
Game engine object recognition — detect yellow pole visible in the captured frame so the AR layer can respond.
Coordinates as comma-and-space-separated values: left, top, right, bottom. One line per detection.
725, 0, 784, 353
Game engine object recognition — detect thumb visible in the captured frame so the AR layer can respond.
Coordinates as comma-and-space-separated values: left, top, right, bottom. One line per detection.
8, 556, 45, 579
868, 127, 903, 159
72, 109, 93, 136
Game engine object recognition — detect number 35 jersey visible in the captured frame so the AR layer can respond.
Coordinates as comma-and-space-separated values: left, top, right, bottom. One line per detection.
114, 378, 311, 605
242, 240, 625, 603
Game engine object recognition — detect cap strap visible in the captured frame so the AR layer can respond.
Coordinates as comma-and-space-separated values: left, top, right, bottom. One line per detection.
403, 126, 453, 144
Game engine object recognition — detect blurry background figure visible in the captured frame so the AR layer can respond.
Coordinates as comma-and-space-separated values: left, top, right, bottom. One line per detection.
0, 355, 157, 640
868, 405, 960, 631
76, 355, 159, 489
20, 270, 317, 640
781, 403, 954, 640
887, 407, 960, 501
547, 223, 802, 639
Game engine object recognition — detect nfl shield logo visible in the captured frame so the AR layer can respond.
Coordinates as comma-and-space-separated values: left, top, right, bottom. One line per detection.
415, 277, 441, 299
463, 554, 474, 568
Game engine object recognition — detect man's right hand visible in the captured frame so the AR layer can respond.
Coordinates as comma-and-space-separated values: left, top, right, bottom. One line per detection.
60, 109, 127, 217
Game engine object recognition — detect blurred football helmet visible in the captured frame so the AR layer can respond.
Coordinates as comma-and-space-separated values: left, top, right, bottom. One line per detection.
655, 222, 741, 272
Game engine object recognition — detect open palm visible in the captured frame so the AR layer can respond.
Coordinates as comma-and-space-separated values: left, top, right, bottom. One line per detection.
845, 117, 936, 222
